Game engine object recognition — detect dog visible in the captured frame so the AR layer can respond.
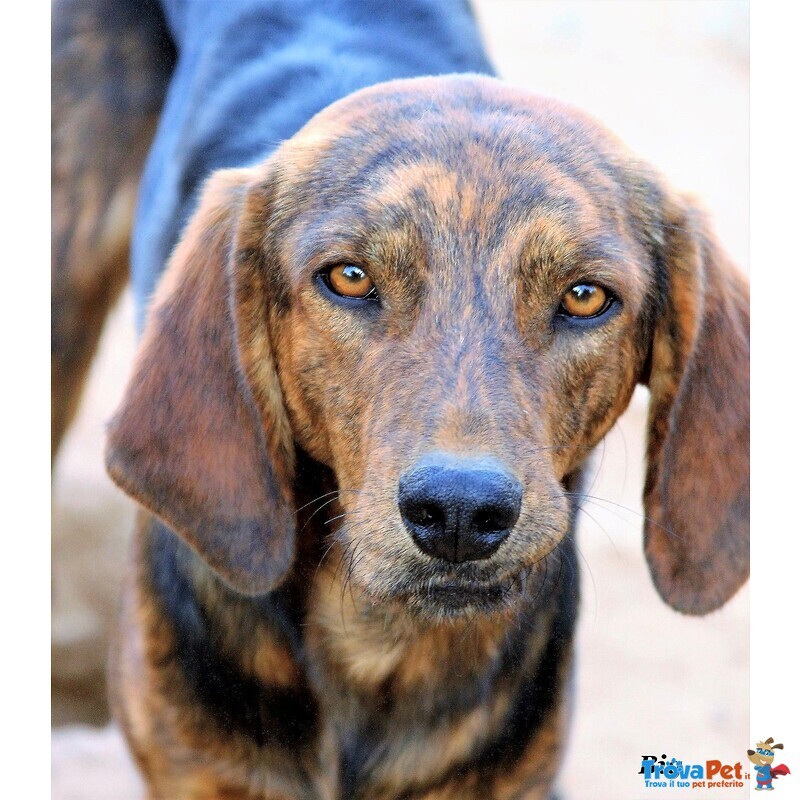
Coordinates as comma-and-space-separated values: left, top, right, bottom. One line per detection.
748, 739, 791, 791
53, 4, 749, 800
99, 76, 750, 798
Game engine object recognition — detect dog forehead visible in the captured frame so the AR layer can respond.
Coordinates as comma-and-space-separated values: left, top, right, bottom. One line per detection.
278, 75, 625, 191
260, 76, 646, 306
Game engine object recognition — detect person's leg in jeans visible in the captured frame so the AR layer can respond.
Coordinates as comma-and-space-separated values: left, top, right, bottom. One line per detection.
132, 0, 495, 328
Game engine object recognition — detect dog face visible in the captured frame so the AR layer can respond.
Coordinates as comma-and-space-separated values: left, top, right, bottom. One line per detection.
748, 740, 784, 766
748, 749, 775, 768
107, 76, 749, 619
246, 82, 653, 619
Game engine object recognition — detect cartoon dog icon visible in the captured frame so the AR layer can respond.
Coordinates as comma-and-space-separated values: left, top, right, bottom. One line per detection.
748, 738, 791, 790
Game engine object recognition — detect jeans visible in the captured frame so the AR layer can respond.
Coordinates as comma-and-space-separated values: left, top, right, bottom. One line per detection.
131, 0, 494, 327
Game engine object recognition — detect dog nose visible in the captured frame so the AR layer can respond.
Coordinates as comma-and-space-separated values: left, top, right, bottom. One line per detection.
398, 455, 522, 563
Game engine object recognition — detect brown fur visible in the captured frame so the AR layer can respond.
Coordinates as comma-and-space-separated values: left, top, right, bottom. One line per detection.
58, 71, 748, 798
51, 0, 175, 459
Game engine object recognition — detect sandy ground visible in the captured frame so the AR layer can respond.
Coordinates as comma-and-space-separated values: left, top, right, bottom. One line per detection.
51, 2, 749, 798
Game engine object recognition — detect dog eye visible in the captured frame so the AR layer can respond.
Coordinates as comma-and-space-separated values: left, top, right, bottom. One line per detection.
559, 284, 613, 318
321, 264, 377, 300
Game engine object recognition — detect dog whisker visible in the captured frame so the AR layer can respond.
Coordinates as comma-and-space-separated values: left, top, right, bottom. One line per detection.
294, 490, 341, 515
296, 486, 373, 518
299, 495, 347, 533
571, 500, 622, 559
573, 541, 598, 624
564, 492, 683, 541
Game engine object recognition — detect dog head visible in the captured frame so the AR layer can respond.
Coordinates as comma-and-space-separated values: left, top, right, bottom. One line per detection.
748, 739, 783, 766
107, 76, 749, 619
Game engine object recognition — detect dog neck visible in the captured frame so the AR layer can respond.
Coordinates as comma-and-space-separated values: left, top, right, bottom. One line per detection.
141, 481, 579, 796
306, 542, 544, 688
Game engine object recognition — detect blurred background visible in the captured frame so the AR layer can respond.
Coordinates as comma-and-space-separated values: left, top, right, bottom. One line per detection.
51, 2, 749, 798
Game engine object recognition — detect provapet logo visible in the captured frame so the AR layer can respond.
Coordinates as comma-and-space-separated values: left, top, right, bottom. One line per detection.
638, 754, 747, 790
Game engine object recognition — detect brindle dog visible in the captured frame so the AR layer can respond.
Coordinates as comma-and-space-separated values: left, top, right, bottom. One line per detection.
98, 76, 750, 799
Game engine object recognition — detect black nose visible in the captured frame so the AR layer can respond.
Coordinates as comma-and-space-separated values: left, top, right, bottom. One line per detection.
398, 455, 522, 563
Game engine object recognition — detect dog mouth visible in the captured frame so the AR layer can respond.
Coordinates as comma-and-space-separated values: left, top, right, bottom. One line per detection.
400, 571, 529, 618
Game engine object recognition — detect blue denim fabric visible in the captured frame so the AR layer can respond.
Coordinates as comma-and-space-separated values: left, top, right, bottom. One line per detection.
132, 0, 494, 326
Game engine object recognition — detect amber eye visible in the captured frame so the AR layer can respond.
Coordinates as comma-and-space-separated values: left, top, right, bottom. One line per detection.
323, 264, 377, 299
559, 284, 612, 318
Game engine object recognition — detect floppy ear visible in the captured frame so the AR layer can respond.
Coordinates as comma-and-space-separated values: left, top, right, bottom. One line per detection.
643, 193, 749, 615
106, 168, 296, 595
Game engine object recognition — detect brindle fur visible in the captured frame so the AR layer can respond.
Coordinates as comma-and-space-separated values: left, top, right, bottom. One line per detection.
51, 0, 174, 459
55, 42, 748, 799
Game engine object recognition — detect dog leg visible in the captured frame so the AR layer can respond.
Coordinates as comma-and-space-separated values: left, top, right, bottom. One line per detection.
51, 0, 175, 458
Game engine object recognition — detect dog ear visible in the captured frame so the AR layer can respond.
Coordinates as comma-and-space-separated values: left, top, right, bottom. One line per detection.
106, 168, 296, 595
642, 192, 749, 615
